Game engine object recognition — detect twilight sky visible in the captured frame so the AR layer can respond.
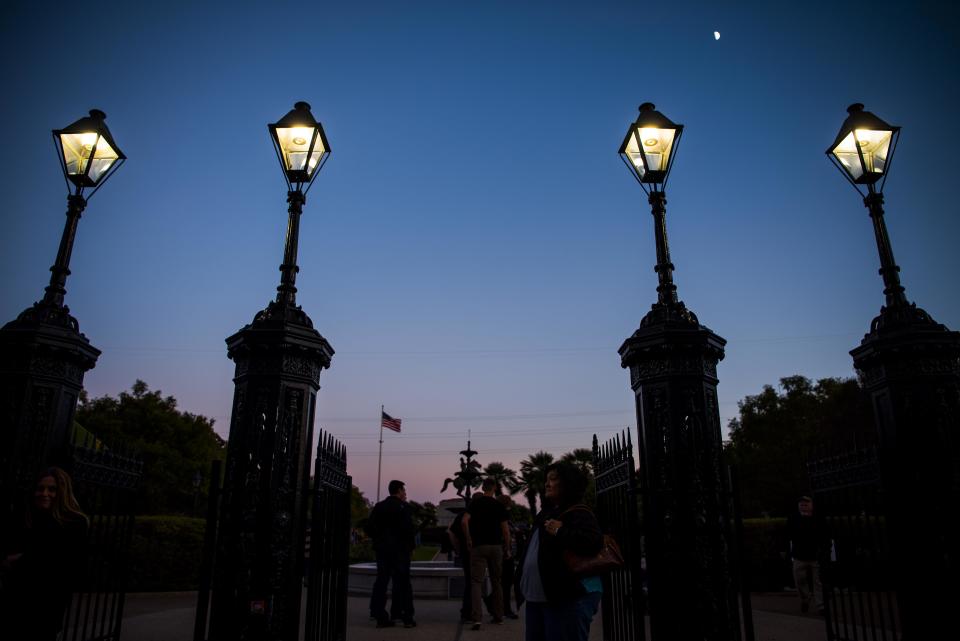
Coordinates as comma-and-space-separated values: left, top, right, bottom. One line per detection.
2, 1, 958, 505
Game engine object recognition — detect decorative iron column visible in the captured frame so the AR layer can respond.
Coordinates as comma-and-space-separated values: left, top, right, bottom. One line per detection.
826, 104, 960, 639
0, 109, 124, 506
617, 104, 740, 641
209, 102, 334, 641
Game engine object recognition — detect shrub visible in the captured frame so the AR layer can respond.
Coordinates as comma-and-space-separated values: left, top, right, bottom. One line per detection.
738, 518, 790, 591
349, 540, 375, 564
127, 515, 206, 592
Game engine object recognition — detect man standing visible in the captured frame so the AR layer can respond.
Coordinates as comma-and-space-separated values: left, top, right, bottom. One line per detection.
368, 480, 417, 628
462, 478, 510, 630
787, 495, 828, 614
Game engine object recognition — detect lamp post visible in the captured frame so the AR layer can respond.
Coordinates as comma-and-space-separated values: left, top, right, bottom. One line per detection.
209, 101, 334, 641
0, 109, 124, 501
826, 103, 960, 639
617, 103, 739, 641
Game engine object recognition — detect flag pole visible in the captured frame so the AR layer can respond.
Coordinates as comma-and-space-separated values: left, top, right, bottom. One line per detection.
376, 404, 384, 503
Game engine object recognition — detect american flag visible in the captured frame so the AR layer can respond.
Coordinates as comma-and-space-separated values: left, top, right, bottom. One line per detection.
381, 411, 402, 433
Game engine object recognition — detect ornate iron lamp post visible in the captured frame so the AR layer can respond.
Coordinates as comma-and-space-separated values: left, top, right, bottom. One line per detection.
209, 101, 334, 641
617, 103, 739, 641
827, 103, 960, 639
0, 109, 124, 499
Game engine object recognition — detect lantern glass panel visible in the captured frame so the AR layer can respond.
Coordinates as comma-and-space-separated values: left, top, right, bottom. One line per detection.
637, 126, 676, 172
831, 128, 893, 182
275, 125, 326, 174
60, 132, 120, 183
623, 131, 646, 178
855, 128, 893, 174
623, 126, 677, 180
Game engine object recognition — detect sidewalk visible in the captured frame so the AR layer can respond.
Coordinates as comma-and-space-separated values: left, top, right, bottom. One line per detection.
120, 592, 826, 641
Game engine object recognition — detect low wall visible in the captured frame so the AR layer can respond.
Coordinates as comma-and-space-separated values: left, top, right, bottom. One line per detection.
348, 561, 465, 599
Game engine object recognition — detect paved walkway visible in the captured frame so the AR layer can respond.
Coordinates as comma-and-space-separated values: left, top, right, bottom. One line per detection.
120, 592, 826, 641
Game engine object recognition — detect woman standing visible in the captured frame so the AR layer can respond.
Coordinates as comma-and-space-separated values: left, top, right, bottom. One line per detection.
516, 461, 603, 641
1, 467, 89, 641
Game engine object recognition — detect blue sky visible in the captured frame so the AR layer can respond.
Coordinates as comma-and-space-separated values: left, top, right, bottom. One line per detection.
2, 1, 958, 503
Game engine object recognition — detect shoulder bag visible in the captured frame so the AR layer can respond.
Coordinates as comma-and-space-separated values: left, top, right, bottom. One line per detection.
558, 504, 625, 576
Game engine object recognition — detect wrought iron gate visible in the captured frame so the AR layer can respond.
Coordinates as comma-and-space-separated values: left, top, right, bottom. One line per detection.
808, 447, 900, 641
61, 434, 143, 641
593, 431, 645, 641
594, 431, 754, 641
304, 430, 351, 641
194, 431, 351, 641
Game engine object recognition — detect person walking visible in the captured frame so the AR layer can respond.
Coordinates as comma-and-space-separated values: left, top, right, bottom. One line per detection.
368, 480, 417, 628
462, 478, 510, 630
515, 461, 603, 641
786, 495, 828, 614
447, 505, 481, 623
497, 494, 520, 619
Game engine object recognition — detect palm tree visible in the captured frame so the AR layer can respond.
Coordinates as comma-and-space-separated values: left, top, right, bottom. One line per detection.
560, 448, 594, 477
518, 451, 554, 513
483, 461, 519, 496
515, 469, 540, 515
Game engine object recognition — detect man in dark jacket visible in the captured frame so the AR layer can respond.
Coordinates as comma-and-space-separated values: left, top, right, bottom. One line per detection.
368, 480, 417, 628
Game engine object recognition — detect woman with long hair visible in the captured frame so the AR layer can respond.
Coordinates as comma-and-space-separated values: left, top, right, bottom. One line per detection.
1, 467, 89, 641
515, 461, 603, 641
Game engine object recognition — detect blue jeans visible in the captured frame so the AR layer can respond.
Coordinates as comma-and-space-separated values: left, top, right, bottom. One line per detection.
525, 592, 601, 641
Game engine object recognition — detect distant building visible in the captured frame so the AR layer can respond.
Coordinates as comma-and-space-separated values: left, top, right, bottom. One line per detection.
437, 497, 465, 528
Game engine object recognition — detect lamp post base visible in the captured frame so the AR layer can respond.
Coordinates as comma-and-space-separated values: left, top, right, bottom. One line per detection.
209, 299, 333, 641
0, 301, 99, 501
851, 302, 960, 639
620, 301, 740, 641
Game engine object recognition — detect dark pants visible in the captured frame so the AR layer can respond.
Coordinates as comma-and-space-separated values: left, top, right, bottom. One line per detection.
459, 549, 473, 619
501, 556, 517, 614
525, 592, 601, 641
370, 548, 414, 622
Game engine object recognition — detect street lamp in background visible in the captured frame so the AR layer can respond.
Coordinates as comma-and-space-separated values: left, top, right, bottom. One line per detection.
209, 102, 335, 641
617, 103, 740, 641
0, 109, 125, 500
826, 103, 960, 639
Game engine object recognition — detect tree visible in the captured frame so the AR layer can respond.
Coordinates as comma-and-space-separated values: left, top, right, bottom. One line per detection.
725, 375, 873, 517
483, 461, 519, 496
350, 485, 371, 526
560, 448, 594, 476
516, 451, 554, 515
407, 500, 438, 533
76, 380, 225, 515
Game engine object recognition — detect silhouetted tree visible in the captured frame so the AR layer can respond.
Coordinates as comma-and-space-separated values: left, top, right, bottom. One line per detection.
350, 485, 371, 526
517, 451, 554, 514
483, 461, 519, 496
560, 448, 594, 476
76, 380, 225, 514
725, 375, 873, 517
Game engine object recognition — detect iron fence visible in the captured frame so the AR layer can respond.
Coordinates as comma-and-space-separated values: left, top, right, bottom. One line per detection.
304, 430, 351, 641
61, 435, 142, 641
593, 431, 645, 641
808, 446, 900, 641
